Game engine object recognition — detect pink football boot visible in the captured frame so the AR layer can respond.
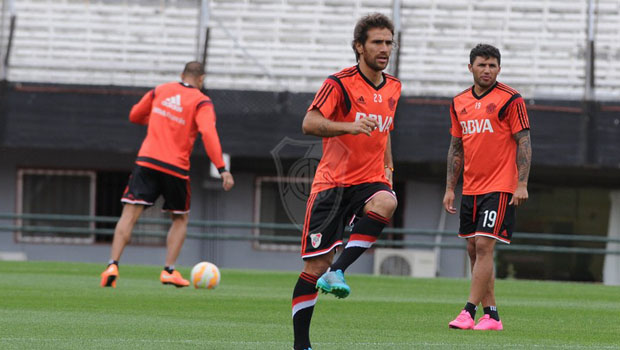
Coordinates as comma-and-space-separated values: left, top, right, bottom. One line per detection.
449, 310, 475, 329
473, 314, 504, 331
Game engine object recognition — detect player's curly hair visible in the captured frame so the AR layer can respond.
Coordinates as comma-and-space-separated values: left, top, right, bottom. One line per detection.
470, 44, 501, 66
351, 13, 395, 62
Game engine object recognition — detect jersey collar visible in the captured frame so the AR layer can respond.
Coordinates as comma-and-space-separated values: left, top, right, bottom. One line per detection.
179, 82, 196, 89
471, 81, 498, 100
357, 64, 387, 91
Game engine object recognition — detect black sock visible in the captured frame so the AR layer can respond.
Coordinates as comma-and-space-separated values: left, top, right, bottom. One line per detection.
483, 306, 500, 321
292, 272, 318, 350
330, 211, 389, 272
464, 302, 477, 319
330, 247, 365, 273
107, 260, 119, 267
164, 266, 174, 274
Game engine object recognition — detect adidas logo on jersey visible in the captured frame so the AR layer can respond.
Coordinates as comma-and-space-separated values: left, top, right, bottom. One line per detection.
355, 112, 393, 133
460, 119, 494, 135
357, 96, 366, 104
161, 94, 183, 112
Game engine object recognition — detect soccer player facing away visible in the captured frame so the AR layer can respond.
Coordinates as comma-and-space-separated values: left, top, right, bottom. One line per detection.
100, 61, 234, 288
291, 13, 401, 350
444, 44, 532, 330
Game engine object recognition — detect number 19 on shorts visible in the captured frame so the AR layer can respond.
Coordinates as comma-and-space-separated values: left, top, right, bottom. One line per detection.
482, 210, 496, 228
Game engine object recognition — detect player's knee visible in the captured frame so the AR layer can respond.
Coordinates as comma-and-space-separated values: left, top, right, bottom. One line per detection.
467, 242, 477, 260
171, 213, 189, 224
303, 255, 332, 276
366, 192, 397, 218
475, 239, 495, 257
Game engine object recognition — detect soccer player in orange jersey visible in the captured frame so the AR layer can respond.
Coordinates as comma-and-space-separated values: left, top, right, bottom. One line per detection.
291, 14, 401, 350
100, 62, 234, 288
444, 44, 532, 330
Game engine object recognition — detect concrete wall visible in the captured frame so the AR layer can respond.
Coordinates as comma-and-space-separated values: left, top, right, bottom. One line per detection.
0, 148, 464, 277
402, 181, 467, 278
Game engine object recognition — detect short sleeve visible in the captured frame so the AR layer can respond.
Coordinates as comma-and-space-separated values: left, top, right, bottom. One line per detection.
449, 101, 462, 137
307, 78, 342, 120
504, 96, 530, 134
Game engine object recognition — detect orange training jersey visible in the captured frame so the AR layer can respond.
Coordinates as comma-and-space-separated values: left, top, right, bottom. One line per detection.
129, 82, 226, 179
308, 65, 401, 194
450, 82, 530, 195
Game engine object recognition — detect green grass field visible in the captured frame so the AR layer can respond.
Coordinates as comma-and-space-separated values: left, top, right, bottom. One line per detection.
0, 261, 619, 350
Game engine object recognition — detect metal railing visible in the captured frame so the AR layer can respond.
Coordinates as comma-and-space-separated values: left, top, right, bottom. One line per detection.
0, 213, 619, 255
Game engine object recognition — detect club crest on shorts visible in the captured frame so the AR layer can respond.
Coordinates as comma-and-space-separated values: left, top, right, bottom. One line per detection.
310, 233, 322, 248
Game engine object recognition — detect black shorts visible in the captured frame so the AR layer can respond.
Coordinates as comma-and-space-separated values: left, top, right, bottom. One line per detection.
121, 165, 191, 214
301, 182, 396, 259
459, 192, 514, 244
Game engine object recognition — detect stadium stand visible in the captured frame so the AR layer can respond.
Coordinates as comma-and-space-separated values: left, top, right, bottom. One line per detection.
205, 0, 391, 91
595, 0, 620, 98
8, 0, 199, 86
399, 0, 588, 98
4, 0, 619, 100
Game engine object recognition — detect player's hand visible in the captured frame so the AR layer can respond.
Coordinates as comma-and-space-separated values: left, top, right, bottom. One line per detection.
510, 183, 528, 206
221, 172, 234, 191
348, 118, 379, 136
385, 167, 393, 185
443, 189, 457, 214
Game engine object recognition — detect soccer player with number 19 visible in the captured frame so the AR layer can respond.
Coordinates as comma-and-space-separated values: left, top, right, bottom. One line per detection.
291, 13, 401, 350
444, 44, 532, 331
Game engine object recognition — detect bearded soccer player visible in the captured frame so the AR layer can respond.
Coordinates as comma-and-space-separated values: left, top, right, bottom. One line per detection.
100, 61, 234, 288
291, 13, 401, 350
444, 44, 532, 330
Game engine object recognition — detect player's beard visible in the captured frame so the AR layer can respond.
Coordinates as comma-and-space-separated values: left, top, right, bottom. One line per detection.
369, 60, 387, 72
363, 53, 389, 72
475, 74, 496, 89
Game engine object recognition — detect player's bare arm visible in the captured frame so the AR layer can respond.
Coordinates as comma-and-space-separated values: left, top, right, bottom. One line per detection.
302, 108, 378, 137
384, 133, 394, 185
443, 136, 464, 214
510, 129, 531, 206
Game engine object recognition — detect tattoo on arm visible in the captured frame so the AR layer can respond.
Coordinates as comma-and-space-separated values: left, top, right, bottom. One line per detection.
446, 137, 464, 190
514, 130, 532, 183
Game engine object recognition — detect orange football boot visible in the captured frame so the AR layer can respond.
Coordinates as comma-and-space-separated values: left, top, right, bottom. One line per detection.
100, 264, 119, 288
160, 270, 189, 288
